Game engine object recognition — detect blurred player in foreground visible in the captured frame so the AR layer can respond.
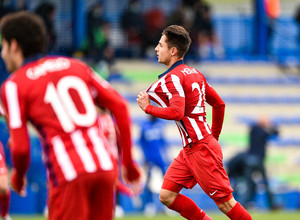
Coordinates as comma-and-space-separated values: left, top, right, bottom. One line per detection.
0, 11, 141, 220
0, 108, 10, 220
99, 109, 141, 217
137, 25, 252, 220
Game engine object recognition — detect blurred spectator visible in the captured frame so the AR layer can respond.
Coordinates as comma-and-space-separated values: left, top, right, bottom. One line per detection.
166, 1, 194, 32
166, 1, 196, 60
35, 1, 57, 53
295, 4, 300, 64
82, 2, 116, 80
0, 2, 14, 18
143, 6, 165, 58
264, 0, 281, 55
193, 1, 224, 59
138, 115, 170, 216
120, 0, 146, 58
228, 116, 279, 210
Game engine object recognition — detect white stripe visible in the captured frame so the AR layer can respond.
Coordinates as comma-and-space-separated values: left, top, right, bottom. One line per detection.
171, 75, 185, 97
161, 78, 172, 100
199, 116, 211, 134
176, 121, 193, 145
188, 118, 203, 140
176, 122, 187, 146
5, 81, 22, 128
71, 130, 97, 173
148, 80, 167, 107
52, 136, 77, 181
88, 127, 113, 171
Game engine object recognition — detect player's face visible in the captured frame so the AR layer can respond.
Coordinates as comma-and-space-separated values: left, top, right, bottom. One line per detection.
155, 35, 172, 66
1, 39, 17, 72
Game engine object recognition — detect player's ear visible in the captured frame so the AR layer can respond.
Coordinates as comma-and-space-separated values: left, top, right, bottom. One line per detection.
10, 39, 19, 53
171, 47, 178, 56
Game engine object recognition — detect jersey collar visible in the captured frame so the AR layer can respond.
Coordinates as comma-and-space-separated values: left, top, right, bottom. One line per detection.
158, 60, 184, 79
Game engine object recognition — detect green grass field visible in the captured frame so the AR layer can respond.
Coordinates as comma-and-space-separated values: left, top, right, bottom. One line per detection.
9, 211, 300, 220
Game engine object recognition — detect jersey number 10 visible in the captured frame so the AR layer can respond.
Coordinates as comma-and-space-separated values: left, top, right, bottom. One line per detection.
44, 76, 97, 132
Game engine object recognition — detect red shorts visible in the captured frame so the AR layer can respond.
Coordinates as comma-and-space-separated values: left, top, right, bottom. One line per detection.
163, 135, 233, 204
48, 169, 117, 220
0, 142, 7, 175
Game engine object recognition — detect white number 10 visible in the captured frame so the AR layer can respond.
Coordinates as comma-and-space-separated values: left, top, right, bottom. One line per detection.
44, 76, 97, 132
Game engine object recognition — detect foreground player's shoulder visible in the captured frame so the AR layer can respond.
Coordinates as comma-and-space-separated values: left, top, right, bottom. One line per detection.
64, 56, 93, 74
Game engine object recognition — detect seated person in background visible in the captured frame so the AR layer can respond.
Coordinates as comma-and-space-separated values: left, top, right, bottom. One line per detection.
228, 116, 279, 210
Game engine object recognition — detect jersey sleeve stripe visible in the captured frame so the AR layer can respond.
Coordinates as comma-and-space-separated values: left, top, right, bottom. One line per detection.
148, 81, 168, 107
5, 81, 22, 128
71, 130, 97, 173
52, 136, 77, 181
161, 78, 172, 100
171, 75, 185, 97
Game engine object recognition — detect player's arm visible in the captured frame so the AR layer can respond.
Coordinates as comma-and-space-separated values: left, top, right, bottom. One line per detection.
1, 81, 30, 195
137, 75, 185, 121
205, 82, 225, 141
90, 73, 141, 183
144, 96, 184, 121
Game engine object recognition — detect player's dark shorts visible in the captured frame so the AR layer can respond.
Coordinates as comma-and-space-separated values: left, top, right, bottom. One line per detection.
163, 135, 233, 204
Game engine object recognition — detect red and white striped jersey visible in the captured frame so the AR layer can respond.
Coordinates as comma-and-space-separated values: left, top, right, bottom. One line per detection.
0, 56, 133, 187
146, 60, 225, 148
99, 112, 119, 161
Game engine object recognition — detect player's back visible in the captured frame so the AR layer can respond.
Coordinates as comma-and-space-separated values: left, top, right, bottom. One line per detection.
173, 65, 212, 145
5, 56, 114, 186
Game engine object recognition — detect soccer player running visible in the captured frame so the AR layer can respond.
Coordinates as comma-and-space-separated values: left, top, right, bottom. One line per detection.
137, 25, 252, 220
0, 11, 141, 220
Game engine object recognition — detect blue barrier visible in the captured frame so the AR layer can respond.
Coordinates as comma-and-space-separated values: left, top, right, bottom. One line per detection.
237, 115, 300, 125
126, 95, 300, 104
207, 76, 300, 85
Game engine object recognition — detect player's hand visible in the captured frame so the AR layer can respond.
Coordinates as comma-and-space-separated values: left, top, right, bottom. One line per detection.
122, 163, 144, 195
10, 168, 27, 197
137, 91, 150, 112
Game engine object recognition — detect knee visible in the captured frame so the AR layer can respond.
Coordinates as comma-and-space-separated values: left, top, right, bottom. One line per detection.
0, 178, 9, 194
159, 189, 178, 207
0, 184, 9, 194
217, 203, 228, 213
217, 197, 237, 214
159, 191, 170, 206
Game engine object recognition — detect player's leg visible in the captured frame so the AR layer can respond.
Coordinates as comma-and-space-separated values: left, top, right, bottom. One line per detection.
185, 135, 252, 220
89, 170, 116, 220
0, 175, 10, 220
160, 150, 212, 220
217, 197, 252, 220
0, 143, 10, 220
48, 175, 89, 220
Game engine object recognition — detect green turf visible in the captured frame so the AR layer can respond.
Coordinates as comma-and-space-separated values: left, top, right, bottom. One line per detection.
123, 69, 159, 82
11, 211, 300, 220
116, 211, 300, 220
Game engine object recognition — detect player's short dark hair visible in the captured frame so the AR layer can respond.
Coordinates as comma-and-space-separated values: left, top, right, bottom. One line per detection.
162, 25, 191, 58
0, 11, 47, 58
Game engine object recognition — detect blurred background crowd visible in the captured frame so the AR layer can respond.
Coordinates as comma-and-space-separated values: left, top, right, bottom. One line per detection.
1, 0, 300, 218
